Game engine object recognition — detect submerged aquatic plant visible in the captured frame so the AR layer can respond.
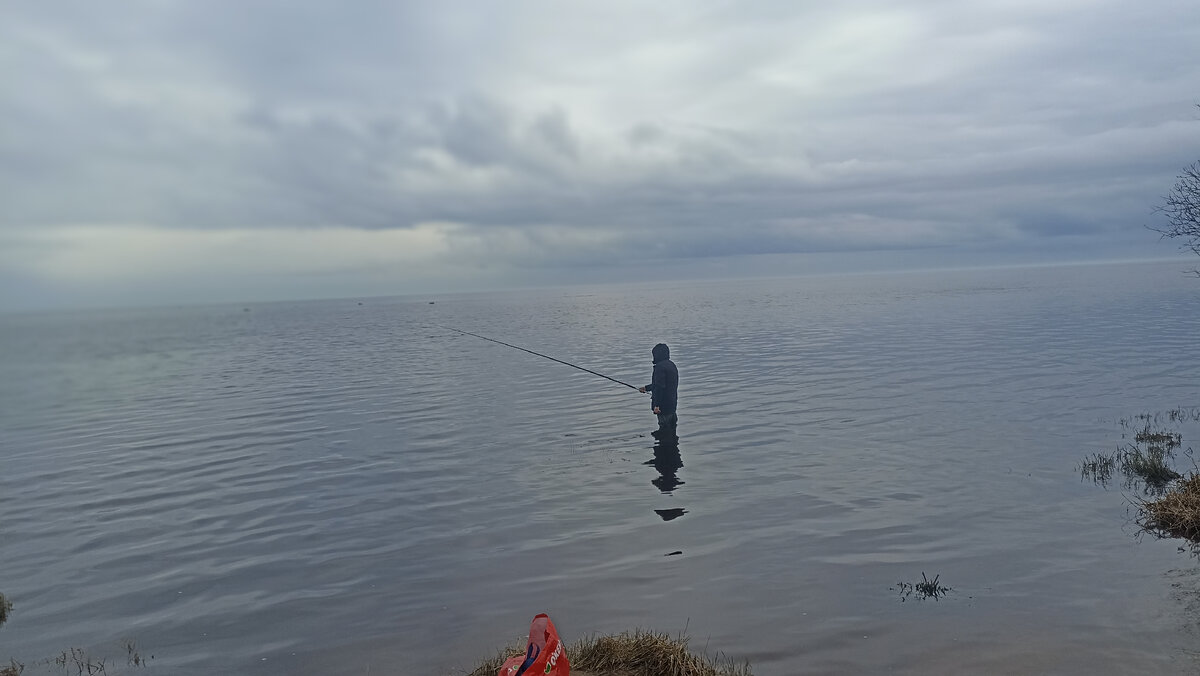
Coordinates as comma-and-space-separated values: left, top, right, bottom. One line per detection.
1080, 411, 1192, 493
915, 572, 950, 598
123, 640, 148, 668
1079, 452, 1117, 484
1120, 407, 1200, 431
1119, 442, 1181, 490
3, 640, 147, 676
894, 572, 952, 601
54, 648, 108, 676
1165, 407, 1200, 424
1134, 425, 1182, 450
1078, 444, 1178, 492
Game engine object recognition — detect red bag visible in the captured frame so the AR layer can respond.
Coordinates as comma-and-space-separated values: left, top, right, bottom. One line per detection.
496, 613, 569, 676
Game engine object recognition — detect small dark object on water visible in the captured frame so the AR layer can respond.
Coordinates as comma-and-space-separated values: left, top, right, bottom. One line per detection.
655, 508, 688, 522
242, 308, 250, 312
429, 301, 435, 304
358, 302, 363, 305
665, 551, 682, 556
895, 572, 951, 601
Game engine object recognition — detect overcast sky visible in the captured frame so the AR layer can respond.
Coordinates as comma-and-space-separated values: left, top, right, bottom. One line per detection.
2, 1, 1198, 310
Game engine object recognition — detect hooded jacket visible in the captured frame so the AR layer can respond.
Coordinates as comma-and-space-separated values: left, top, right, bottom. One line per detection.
644, 343, 678, 414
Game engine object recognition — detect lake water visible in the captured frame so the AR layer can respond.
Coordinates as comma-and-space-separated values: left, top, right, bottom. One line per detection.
2, 260, 1199, 675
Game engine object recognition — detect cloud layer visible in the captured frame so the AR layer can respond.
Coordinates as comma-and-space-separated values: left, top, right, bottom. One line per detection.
3, 1, 1199, 308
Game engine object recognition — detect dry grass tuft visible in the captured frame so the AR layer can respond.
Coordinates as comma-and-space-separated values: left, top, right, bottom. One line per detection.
571, 629, 751, 676
1138, 473, 1200, 543
465, 629, 751, 676
464, 638, 528, 676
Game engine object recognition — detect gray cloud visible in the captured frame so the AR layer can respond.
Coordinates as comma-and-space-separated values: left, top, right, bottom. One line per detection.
2, 0, 1199, 308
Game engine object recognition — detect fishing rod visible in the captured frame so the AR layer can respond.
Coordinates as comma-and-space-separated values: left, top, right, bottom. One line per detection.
436, 324, 640, 391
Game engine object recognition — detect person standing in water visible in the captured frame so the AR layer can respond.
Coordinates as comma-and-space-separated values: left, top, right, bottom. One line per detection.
638, 343, 678, 439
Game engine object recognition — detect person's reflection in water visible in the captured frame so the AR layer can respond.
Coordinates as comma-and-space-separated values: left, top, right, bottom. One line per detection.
648, 437, 688, 521
648, 435, 688, 527
646, 437, 684, 493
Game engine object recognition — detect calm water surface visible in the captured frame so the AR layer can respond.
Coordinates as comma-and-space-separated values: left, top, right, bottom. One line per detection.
2, 260, 1199, 675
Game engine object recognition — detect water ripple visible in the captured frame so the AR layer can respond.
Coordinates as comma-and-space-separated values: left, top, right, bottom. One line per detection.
2, 262, 1199, 674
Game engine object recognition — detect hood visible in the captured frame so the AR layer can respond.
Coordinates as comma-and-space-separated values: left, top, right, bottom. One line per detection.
652, 343, 670, 363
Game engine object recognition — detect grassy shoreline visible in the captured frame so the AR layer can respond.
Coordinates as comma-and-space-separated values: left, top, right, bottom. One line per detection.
465, 629, 752, 676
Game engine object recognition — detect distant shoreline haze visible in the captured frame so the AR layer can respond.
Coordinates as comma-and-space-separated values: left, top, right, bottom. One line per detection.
0, 251, 1186, 316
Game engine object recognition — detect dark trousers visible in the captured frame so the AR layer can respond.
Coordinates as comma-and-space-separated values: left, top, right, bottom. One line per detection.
656, 412, 678, 436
